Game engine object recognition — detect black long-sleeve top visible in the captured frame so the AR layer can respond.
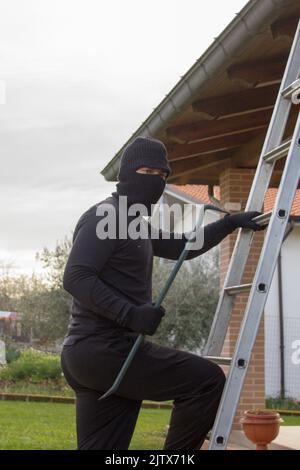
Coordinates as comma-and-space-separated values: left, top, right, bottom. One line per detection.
63, 194, 235, 337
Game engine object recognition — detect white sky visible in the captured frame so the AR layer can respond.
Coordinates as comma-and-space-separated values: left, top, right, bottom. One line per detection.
0, 0, 248, 274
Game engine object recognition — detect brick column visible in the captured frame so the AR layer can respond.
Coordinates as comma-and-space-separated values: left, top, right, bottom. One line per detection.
219, 168, 265, 429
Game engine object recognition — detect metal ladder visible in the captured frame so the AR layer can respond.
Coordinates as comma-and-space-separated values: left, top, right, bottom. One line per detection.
203, 20, 300, 450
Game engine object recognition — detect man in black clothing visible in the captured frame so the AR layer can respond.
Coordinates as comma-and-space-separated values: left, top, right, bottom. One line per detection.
61, 136, 264, 450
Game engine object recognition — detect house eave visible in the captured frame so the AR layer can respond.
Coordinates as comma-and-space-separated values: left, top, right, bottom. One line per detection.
101, 0, 292, 182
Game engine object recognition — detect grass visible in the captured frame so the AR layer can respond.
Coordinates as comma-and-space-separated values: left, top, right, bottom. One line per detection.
130, 407, 171, 450
0, 381, 173, 408
0, 401, 171, 450
0, 380, 75, 397
280, 416, 300, 426
0, 401, 299, 450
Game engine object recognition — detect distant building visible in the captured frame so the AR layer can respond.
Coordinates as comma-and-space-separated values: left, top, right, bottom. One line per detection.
0, 311, 22, 339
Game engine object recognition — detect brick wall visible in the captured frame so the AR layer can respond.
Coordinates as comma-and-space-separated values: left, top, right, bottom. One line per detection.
219, 168, 265, 429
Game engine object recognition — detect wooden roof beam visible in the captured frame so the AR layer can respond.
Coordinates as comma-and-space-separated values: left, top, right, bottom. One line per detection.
166, 128, 264, 161
192, 83, 279, 119
271, 16, 299, 40
166, 109, 272, 143
227, 56, 286, 87
168, 154, 231, 182
169, 154, 222, 176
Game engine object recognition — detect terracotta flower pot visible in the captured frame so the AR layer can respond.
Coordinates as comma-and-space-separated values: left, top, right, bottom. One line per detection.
241, 409, 283, 450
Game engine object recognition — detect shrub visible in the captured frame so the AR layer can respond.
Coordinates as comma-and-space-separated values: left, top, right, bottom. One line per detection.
266, 396, 300, 411
152, 253, 219, 352
0, 349, 62, 382
5, 345, 21, 364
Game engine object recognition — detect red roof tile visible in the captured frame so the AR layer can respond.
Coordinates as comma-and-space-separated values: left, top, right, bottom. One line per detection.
168, 184, 220, 205
170, 184, 300, 216
264, 188, 300, 216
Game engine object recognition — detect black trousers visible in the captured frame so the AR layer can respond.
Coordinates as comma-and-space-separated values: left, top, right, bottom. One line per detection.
60, 331, 225, 450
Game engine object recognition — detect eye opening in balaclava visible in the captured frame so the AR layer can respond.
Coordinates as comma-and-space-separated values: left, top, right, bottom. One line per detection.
135, 165, 168, 180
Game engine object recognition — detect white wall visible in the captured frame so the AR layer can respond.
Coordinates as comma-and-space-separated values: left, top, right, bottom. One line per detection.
265, 226, 300, 400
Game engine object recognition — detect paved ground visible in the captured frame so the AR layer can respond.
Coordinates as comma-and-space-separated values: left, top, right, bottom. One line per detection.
202, 427, 300, 450
272, 427, 300, 450
229, 428, 299, 450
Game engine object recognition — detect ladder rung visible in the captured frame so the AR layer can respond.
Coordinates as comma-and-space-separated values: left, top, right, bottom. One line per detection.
263, 139, 291, 163
225, 283, 252, 295
203, 355, 232, 366
253, 211, 272, 226
282, 77, 300, 100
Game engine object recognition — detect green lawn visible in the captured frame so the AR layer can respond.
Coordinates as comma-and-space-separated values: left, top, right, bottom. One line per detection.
0, 401, 299, 450
0, 401, 171, 450
280, 416, 300, 426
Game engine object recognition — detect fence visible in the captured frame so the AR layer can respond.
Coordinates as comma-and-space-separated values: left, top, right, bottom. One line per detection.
265, 314, 300, 400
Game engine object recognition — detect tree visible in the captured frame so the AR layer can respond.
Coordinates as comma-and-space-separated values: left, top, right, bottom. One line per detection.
1, 237, 220, 349
20, 274, 71, 343
0, 273, 25, 312
36, 238, 72, 290
151, 250, 219, 353
21, 238, 73, 342
0, 239, 73, 344
0, 261, 25, 312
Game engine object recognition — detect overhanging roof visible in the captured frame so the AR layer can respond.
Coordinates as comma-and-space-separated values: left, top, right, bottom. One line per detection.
101, 0, 300, 184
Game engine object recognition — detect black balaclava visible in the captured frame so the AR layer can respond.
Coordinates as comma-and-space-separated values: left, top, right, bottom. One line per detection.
114, 136, 171, 213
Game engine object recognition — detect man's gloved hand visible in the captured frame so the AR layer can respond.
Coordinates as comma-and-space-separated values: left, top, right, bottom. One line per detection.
126, 303, 165, 336
226, 211, 265, 231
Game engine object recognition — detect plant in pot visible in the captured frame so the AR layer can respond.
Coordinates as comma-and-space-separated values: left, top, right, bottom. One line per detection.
241, 409, 283, 450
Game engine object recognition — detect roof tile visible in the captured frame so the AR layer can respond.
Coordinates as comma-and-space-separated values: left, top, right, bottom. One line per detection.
171, 184, 300, 215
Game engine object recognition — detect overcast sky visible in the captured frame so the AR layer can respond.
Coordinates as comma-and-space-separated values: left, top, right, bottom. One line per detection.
0, 0, 248, 274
